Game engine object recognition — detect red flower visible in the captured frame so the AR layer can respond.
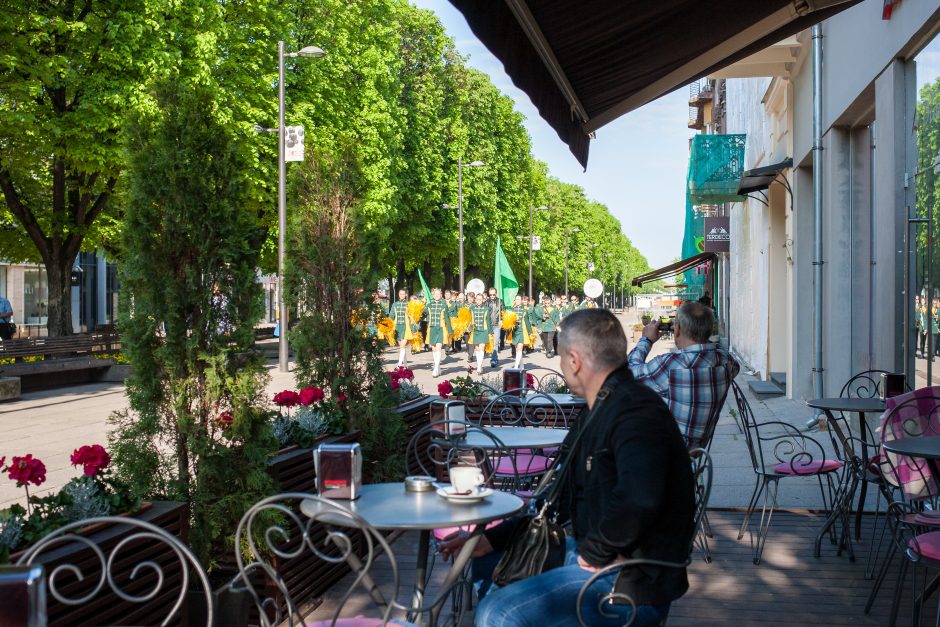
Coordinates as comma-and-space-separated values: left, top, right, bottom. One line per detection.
8, 454, 46, 487
0, 456, 5, 471
467, 365, 475, 374
215, 411, 234, 431
526, 374, 535, 388
389, 378, 401, 392
398, 367, 415, 380
70, 444, 111, 477
299, 386, 325, 406
273, 390, 301, 407
438, 380, 453, 397
338, 394, 347, 404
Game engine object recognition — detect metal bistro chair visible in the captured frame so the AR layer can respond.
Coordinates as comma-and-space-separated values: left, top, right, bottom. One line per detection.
478, 389, 569, 480
575, 448, 712, 627
864, 390, 940, 623
833, 371, 912, 578
404, 420, 521, 624
234, 492, 424, 627
731, 381, 847, 565
522, 365, 568, 394
15, 516, 213, 627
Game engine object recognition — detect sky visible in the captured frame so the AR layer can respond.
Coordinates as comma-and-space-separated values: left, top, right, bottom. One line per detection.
410, 0, 694, 269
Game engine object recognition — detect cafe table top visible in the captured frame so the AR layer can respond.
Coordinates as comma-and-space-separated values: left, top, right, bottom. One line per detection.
463, 425, 568, 449
806, 397, 885, 413
882, 436, 940, 461
300, 483, 525, 530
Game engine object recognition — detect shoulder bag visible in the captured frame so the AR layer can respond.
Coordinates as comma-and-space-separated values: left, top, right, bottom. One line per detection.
491, 385, 613, 586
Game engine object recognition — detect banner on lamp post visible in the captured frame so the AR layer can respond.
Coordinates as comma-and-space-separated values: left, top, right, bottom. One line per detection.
285, 126, 305, 162
703, 217, 730, 253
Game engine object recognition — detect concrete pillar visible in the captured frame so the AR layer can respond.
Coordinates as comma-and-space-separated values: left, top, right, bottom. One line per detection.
789, 167, 816, 399
873, 59, 915, 376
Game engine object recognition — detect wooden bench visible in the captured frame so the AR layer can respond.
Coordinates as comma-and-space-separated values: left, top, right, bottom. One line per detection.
0, 332, 121, 391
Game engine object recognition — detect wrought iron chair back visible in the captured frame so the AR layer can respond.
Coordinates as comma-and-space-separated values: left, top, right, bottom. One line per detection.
15, 516, 212, 627
478, 389, 569, 429
522, 366, 568, 393
234, 492, 408, 627
575, 449, 712, 627
834, 369, 912, 451
404, 420, 521, 493
878, 389, 940, 502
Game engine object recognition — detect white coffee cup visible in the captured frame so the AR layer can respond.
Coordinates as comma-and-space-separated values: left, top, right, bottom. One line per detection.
449, 465, 485, 494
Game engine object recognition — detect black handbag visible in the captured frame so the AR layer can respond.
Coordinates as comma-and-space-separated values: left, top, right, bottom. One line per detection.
491, 386, 611, 587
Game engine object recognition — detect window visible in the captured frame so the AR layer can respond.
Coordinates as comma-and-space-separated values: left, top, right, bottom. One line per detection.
23, 268, 48, 325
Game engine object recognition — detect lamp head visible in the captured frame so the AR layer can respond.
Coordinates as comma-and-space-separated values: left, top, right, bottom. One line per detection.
467, 160, 486, 167
296, 46, 326, 58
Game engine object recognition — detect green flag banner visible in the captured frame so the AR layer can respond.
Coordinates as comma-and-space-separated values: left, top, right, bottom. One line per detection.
417, 268, 433, 303
493, 237, 519, 305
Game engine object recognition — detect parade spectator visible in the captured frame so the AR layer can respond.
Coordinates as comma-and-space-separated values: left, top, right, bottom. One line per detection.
0, 294, 13, 341
486, 287, 503, 367
627, 301, 739, 448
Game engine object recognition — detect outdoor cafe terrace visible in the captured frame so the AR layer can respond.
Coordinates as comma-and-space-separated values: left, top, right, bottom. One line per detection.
1, 329, 936, 626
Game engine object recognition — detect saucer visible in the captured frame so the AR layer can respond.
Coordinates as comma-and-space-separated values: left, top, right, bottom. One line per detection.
436, 485, 493, 503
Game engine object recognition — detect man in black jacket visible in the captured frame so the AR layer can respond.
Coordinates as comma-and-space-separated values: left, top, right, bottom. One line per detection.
441, 308, 695, 626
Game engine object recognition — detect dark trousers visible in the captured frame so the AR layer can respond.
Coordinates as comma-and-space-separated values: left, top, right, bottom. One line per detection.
466, 333, 473, 359
0, 322, 12, 341
919, 332, 927, 356
541, 331, 555, 356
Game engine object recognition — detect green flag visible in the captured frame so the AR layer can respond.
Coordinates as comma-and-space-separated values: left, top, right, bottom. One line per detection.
493, 237, 519, 305
417, 268, 433, 303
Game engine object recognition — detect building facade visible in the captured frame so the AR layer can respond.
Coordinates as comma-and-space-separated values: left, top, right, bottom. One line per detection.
716, 0, 940, 398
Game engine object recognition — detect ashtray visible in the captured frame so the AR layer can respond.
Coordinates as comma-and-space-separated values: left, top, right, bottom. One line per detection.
404, 475, 436, 492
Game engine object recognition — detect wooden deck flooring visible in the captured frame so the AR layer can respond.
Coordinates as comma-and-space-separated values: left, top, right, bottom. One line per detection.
304, 510, 933, 626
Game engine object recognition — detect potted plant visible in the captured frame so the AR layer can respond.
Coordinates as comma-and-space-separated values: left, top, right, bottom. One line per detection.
632, 322, 645, 342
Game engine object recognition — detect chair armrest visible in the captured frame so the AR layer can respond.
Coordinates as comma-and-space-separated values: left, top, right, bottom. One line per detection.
576, 558, 689, 627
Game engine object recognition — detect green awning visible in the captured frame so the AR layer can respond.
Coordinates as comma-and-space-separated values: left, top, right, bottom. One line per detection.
687, 134, 747, 204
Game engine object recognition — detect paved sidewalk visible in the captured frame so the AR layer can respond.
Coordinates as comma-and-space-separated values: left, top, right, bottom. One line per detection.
0, 312, 851, 513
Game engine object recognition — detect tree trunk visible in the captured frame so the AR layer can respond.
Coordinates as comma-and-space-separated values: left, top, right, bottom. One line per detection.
45, 257, 75, 336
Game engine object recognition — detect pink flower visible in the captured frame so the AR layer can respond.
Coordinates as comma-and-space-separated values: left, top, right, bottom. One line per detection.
8, 454, 46, 487
0, 456, 5, 471
467, 365, 475, 374
438, 380, 453, 397
299, 386, 325, 406
215, 412, 234, 431
273, 390, 301, 407
526, 374, 535, 388
70, 445, 111, 477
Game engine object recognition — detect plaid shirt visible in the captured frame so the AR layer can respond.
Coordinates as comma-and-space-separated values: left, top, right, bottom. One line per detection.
627, 337, 739, 448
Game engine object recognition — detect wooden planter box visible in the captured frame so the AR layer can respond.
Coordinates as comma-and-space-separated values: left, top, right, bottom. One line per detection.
260, 431, 361, 622
12, 501, 188, 627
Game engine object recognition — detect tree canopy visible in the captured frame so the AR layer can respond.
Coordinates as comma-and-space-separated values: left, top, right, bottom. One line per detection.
0, 0, 653, 332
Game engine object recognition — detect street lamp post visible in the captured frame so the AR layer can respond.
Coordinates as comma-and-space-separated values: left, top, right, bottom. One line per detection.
528, 206, 548, 299
277, 41, 325, 372
447, 159, 485, 292
564, 227, 580, 296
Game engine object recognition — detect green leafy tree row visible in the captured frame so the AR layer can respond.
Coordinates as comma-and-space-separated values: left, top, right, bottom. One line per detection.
0, 0, 651, 336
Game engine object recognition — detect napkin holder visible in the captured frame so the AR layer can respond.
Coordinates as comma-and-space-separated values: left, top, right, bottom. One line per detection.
503, 368, 525, 396
0, 565, 46, 627
430, 399, 468, 437
314, 443, 362, 500
880, 372, 906, 400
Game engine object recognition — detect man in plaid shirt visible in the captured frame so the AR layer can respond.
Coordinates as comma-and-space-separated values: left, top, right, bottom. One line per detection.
627, 301, 739, 448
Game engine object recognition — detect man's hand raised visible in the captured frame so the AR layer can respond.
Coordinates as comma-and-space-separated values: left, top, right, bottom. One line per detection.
642, 320, 661, 343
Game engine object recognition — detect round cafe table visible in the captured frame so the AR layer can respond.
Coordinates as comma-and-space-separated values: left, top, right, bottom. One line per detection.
301, 483, 524, 626
807, 397, 885, 543
463, 425, 568, 450
882, 436, 940, 460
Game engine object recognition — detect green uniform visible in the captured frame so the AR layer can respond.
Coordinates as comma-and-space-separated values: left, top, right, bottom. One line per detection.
933, 309, 940, 336
389, 301, 411, 340
917, 306, 927, 332
510, 305, 533, 345
535, 305, 559, 332
426, 298, 453, 345
470, 304, 492, 345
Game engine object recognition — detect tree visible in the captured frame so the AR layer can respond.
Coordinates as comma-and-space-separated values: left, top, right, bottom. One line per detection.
0, 0, 171, 335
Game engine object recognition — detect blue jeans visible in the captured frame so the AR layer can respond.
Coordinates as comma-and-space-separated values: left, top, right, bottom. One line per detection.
473, 538, 670, 627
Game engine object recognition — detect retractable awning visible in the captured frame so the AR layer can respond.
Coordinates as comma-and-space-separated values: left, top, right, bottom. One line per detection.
737, 158, 794, 195
448, 0, 861, 168
632, 252, 716, 287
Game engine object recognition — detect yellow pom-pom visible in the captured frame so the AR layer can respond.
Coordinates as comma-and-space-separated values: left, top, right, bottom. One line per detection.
407, 300, 425, 324
501, 311, 518, 330
451, 307, 472, 336
410, 331, 425, 352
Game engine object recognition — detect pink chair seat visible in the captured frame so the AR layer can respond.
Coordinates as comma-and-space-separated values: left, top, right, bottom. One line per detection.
310, 618, 417, 626
913, 511, 940, 527
773, 459, 843, 475
496, 454, 553, 476
911, 530, 940, 560
432, 519, 502, 541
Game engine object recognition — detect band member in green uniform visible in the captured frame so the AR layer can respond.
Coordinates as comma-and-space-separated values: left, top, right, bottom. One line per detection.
465, 291, 476, 361
509, 294, 534, 369
389, 289, 412, 366
917, 296, 927, 358
535, 294, 560, 358
570, 294, 582, 310
427, 288, 453, 377
470, 292, 492, 373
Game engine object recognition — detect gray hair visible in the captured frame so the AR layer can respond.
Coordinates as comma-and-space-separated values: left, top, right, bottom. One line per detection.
676, 301, 715, 343
557, 309, 627, 372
